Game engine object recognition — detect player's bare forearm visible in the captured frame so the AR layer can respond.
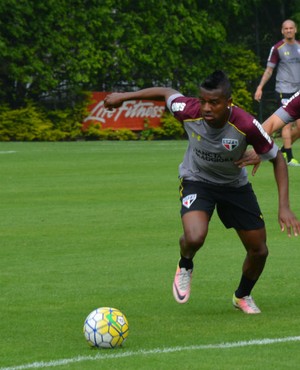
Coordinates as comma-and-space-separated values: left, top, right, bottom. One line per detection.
258, 67, 273, 89
104, 87, 179, 109
254, 67, 273, 102
271, 151, 300, 236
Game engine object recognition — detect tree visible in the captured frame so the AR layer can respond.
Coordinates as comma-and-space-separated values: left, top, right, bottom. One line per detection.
0, 0, 116, 108
0, 0, 286, 114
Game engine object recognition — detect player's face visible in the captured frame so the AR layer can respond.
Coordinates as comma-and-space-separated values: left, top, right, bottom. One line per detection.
282, 21, 297, 41
199, 88, 232, 128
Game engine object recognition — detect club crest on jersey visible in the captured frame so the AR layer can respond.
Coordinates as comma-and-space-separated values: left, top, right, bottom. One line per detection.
222, 138, 238, 151
182, 194, 197, 209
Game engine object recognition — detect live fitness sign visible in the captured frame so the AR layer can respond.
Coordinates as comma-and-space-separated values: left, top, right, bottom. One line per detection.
83, 92, 166, 131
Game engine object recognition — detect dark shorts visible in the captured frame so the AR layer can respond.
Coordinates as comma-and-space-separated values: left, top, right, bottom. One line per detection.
179, 180, 265, 230
275, 91, 297, 107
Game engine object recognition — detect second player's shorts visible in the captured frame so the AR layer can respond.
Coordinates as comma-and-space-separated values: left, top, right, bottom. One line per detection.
179, 180, 265, 230
275, 91, 298, 107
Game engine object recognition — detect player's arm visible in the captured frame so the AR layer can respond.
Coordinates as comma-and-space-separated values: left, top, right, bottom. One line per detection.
254, 66, 274, 102
234, 149, 261, 176
271, 150, 300, 237
235, 113, 285, 174
104, 87, 179, 109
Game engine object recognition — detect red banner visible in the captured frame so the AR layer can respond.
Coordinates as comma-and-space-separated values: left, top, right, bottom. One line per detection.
83, 92, 166, 131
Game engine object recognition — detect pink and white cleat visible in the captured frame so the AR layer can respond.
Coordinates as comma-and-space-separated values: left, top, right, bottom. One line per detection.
173, 266, 193, 304
232, 294, 261, 314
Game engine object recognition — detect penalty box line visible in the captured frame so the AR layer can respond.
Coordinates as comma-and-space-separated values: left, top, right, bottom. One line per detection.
1, 336, 300, 370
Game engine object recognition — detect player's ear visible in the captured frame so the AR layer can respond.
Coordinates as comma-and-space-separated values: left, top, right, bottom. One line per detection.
227, 97, 233, 108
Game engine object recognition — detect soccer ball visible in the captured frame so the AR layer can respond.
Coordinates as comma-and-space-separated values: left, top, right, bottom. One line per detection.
83, 307, 129, 348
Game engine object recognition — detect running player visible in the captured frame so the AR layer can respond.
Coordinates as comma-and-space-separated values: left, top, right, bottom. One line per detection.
254, 19, 300, 166
104, 71, 300, 314
236, 90, 300, 171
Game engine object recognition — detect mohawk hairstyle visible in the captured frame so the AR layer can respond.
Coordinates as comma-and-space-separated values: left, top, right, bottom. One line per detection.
200, 70, 232, 99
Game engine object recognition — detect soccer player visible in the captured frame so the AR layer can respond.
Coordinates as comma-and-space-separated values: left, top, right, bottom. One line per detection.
236, 90, 300, 172
254, 19, 300, 166
104, 71, 300, 314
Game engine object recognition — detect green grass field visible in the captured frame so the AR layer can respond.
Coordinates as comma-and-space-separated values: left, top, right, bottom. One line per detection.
0, 140, 299, 370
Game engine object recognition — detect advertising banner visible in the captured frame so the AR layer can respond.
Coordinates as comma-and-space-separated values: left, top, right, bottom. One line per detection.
83, 92, 166, 131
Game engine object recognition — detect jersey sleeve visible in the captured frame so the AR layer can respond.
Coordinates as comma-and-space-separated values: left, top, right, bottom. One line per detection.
267, 43, 280, 68
246, 118, 279, 161
167, 94, 201, 122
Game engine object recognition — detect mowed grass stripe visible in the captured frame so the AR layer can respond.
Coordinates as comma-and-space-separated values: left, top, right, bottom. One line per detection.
1, 336, 300, 370
0, 141, 299, 370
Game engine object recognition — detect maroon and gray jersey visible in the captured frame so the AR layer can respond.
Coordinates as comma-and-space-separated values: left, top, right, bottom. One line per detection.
267, 40, 300, 93
167, 94, 278, 187
274, 90, 300, 123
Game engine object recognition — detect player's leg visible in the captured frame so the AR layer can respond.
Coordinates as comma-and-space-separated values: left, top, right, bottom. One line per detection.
277, 92, 299, 165
236, 228, 268, 285
279, 91, 300, 165
281, 124, 295, 162
216, 182, 266, 313
173, 210, 210, 304
233, 227, 268, 314
291, 118, 300, 144
173, 180, 213, 304
282, 122, 300, 165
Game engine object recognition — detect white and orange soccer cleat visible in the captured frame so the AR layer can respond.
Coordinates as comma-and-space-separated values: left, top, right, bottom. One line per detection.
173, 265, 193, 304
232, 294, 261, 314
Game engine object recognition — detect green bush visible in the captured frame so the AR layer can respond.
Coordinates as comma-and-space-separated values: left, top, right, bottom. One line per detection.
0, 98, 90, 141
83, 122, 137, 141
0, 103, 54, 141
0, 101, 184, 141
114, 129, 137, 141
139, 112, 185, 140
159, 112, 185, 139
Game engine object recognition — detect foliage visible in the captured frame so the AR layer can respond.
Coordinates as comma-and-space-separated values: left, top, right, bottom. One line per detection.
219, 45, 263, 113
139, 113, 185, 141
0, 98, 90, 141
157, 112, 185, 139
0, 102, 185, 142
83, 122, 138, 141
0, 0, 299, 128
0, 0, 114, 108
0, 103, 53, 141
0, 0, 265, 110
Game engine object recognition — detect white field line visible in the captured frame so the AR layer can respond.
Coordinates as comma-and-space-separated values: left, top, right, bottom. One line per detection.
1, 336, 300, 370
0, 151, 16, 154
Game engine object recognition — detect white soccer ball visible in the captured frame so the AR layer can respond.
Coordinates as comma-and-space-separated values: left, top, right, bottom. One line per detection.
83, 307, 129, 348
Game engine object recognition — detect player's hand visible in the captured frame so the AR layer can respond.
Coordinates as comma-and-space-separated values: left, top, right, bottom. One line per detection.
278, 207, 300, 237
234, 149, 261, 176
254, 88, 262, 102
104, 93, 125, 110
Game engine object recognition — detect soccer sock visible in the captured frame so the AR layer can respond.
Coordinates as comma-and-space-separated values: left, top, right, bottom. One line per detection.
280, 146, 286, 153
179, 255, 194, 270
235, 274, 258, 298
284, 148, 293, 162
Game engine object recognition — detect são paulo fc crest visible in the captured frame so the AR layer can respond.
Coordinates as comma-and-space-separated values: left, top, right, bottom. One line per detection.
222, 138, 238, 151
182, 194, 197, 209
